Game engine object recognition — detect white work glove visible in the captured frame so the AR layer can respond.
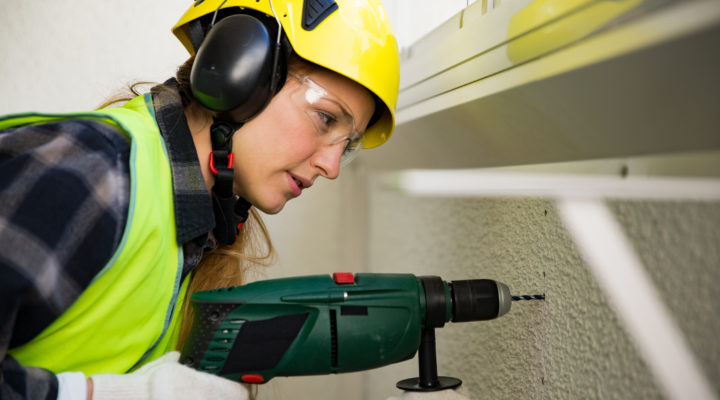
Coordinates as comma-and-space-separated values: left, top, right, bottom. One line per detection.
386, 388, 472, 400
90, 351, 248, 400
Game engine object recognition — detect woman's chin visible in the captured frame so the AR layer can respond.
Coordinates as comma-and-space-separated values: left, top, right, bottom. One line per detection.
255, 200, 287, 215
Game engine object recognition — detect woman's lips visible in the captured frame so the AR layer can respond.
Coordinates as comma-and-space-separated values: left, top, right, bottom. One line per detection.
287, 173, 302, 197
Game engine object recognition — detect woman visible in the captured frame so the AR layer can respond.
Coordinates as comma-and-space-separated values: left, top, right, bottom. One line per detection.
0, 0, 398, 398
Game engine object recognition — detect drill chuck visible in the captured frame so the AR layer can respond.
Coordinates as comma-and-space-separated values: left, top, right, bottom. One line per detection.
451, 279, 511, 322
419, 277, 511, 328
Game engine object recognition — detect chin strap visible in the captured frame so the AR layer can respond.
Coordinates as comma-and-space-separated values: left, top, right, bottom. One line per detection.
209, 118, 250, 246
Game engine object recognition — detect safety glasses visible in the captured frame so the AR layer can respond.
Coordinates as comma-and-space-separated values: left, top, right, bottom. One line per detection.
286, 73, 366, 167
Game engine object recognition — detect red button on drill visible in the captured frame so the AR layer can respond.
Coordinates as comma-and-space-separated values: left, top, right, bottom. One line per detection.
333, 272, 355, 284
241, 374, 265, 383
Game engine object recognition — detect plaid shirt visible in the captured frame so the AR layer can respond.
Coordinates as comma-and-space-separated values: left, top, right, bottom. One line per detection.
0, 79, 215, 399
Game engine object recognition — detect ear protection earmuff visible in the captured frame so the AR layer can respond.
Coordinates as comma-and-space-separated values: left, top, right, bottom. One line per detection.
188, 10, 289, 246
190, 13, 288, 123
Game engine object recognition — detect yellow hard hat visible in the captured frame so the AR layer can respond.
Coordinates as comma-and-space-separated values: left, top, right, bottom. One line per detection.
172, 0, 400, 149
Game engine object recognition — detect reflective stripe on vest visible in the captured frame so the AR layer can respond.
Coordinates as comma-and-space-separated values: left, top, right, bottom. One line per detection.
4, 94, 189, 375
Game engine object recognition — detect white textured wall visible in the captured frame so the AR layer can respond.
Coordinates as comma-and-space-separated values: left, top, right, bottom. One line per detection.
0, 1, 187, 114
363, 188, 720, 399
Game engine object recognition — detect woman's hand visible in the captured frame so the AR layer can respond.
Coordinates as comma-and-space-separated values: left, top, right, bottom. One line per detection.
89, 351, 248, 400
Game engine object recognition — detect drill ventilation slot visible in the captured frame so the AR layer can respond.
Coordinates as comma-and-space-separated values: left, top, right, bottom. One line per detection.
330, 309, 338, 368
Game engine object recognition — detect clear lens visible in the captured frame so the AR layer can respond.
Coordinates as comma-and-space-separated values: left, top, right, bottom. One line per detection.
288, 74, 365, 167
340, 132, 365, 167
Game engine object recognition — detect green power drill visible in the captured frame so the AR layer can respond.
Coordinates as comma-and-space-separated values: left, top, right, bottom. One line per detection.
179, 273, 512, 391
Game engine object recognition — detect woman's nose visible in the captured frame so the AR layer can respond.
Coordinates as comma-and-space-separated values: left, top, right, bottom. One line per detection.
312, 142, 344, 179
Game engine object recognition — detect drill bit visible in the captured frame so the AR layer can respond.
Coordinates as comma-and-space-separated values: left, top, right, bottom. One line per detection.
512, 294, 545, 301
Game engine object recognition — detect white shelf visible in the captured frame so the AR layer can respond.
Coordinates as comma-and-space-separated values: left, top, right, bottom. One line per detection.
363, 0, 720, 170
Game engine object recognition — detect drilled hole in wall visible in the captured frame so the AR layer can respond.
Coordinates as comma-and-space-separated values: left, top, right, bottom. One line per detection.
620, 165, 629, 178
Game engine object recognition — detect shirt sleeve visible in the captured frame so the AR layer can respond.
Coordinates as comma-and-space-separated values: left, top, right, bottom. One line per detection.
0, 119, 131, 399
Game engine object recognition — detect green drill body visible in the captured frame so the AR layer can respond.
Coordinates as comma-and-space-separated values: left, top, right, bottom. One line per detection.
180, 273, 510, 386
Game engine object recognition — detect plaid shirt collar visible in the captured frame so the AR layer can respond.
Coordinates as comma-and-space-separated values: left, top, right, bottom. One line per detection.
151, 79, 215, 245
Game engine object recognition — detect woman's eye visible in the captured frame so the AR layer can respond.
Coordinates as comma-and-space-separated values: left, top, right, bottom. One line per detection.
317, 111, 334, 127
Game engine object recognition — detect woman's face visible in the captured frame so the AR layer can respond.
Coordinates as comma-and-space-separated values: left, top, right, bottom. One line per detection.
231, 67, 375, 214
